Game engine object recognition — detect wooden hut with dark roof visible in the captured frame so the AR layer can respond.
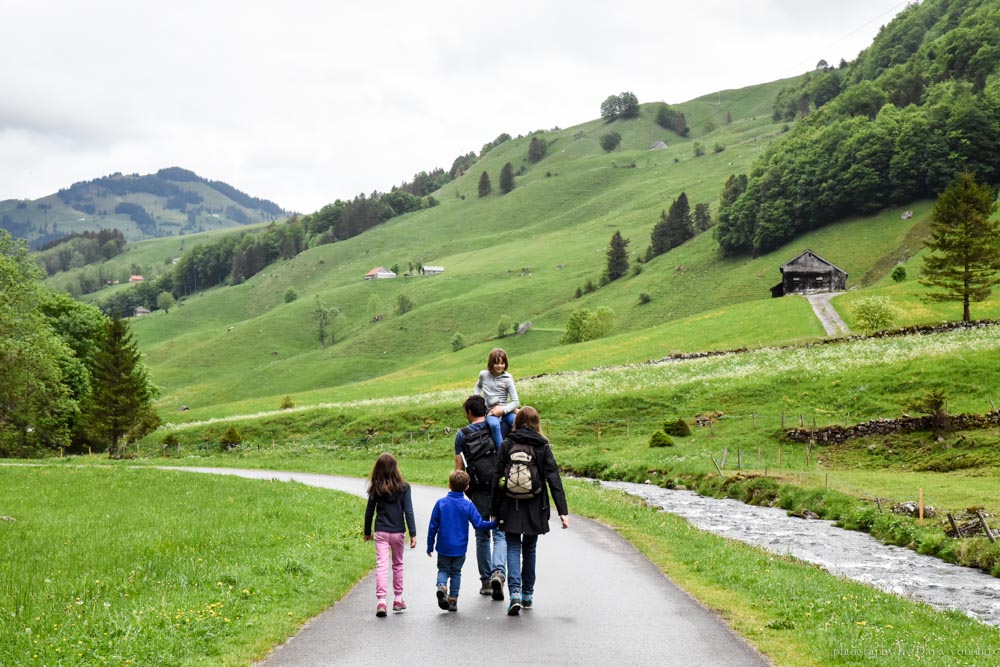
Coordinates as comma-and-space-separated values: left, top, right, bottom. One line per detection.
770, 250, 847, 298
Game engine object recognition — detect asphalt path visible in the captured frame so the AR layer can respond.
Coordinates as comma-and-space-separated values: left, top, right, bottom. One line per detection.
167, 467, 769, 666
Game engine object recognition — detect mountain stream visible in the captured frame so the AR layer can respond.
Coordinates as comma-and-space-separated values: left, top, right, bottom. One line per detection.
600, 481, 1000, 628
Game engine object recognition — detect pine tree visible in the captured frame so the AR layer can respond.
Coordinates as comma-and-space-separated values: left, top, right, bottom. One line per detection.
920, 172, 1000, 322
528, 136, 547, 163
606, 231, 630, 281
499, 163, 515, 194
694, 202, 713, 231
647, 193, 694, 260
478, 171, 492, 197
84, 313, 158, 457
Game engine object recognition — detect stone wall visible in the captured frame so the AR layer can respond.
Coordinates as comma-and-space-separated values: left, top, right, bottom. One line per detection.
786, 411, 1000, 444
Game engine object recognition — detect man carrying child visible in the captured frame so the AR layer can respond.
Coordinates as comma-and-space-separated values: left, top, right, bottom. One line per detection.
454, 395, 508, 600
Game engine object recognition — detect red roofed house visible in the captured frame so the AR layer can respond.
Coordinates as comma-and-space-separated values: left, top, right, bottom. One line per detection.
364, 267, 397, 280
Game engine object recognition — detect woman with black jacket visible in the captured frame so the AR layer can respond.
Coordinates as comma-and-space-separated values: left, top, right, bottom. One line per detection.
491, 406, 569, 616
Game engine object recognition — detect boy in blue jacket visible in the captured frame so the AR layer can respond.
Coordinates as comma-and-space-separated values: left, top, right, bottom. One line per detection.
427, 469, 496, 611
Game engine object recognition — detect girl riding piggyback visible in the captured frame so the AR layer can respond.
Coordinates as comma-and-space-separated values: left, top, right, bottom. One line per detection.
474, 348, 520, 446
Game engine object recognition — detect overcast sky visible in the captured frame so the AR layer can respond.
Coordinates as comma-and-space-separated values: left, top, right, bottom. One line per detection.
2, 0, 909, 214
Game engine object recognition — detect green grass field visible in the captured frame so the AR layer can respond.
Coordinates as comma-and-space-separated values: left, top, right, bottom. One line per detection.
0, 466, 369, 667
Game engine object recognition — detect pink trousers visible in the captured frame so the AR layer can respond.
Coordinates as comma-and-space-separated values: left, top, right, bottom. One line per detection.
374, 531, 405, 600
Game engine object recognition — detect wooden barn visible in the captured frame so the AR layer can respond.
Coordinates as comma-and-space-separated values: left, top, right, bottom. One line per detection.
770, 250, 847, 297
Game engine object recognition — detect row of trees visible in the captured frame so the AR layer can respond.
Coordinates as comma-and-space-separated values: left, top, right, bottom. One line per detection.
714, 82, 999, 255
1, 230, 157, 457
36, 228, 127, 275
715, 0, 1000, 256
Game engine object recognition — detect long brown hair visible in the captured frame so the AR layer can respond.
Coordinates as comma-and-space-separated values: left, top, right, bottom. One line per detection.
513, 406, 541, 434
367, 452, 407, 499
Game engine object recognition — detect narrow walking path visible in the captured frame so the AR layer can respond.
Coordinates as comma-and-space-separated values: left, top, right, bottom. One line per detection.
166, 467, 769, 666
804, 292, 849, 336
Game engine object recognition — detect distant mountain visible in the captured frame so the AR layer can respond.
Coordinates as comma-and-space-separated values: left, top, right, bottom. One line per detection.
1, 167, 286, 248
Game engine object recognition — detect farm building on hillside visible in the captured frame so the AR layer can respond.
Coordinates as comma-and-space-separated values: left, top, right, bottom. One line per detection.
770, 250, 847, 297
133, 306, 150, 317
421, 266, 444, 275
364, 267, 396, 280
129, 275, 144, 283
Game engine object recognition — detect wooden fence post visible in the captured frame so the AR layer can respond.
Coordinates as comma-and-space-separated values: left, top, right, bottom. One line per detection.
947, 513, 961, 537
918, 488, 925, 526
711, 456, 726, 478
975, 510, 997, 543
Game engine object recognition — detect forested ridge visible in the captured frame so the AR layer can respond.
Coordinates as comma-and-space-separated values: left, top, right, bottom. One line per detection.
715, 0, 1000, 256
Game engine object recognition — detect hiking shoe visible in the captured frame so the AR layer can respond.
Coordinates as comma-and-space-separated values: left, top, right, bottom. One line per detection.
490, 571, 505, 601
436, 586, 449, 610
375, 601, 387, 617
392, 599, 406, 612
507, 594, 521, 616
447, 597, 458, 612
479, 579, 492, 596
521, 594, 533, 610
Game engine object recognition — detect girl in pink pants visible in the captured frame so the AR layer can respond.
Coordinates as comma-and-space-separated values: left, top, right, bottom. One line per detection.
363, 453, 417, 617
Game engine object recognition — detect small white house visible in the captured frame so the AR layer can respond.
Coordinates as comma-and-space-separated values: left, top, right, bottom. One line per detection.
365, 267, 397, 280
133, 306, 151, 317
421, 266, 444, 275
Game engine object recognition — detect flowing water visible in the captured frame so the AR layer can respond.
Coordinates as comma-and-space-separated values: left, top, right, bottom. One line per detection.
601, 480, 1000, 628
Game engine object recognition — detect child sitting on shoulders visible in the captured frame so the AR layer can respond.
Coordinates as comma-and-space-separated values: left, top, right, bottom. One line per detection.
474, 348, 520, 446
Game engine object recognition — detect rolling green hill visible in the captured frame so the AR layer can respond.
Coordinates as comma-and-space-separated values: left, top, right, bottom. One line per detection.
106, 75, 1000, 423
1, 167, 285, 248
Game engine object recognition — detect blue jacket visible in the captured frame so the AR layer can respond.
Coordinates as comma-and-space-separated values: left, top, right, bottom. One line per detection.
427, 491, 496, 557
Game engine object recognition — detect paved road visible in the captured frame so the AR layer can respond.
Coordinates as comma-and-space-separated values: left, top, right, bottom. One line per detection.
168, 467, 769, 667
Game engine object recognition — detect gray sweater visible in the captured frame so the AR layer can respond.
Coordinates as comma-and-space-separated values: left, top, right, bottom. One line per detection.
474, 370, 520, 414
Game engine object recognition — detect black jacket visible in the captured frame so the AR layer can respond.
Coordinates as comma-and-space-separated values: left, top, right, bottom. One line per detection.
490, 427, 568, 535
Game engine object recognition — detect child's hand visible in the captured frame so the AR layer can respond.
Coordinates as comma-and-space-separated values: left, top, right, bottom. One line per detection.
427, 552, 432, 558
409, 536, 417, 549
559, 515, 570, 529
363, 534, 372, 542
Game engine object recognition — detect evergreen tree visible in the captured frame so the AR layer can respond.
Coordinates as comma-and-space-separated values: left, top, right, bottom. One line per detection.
920, 172, 1000, 322
478, 171, 492, 197
499, 163, 515, 194
528, 136, 547, 163
83, 312, 158, 458
605, 231, 630, 281
694, 202, 713, 231
647, 193, 694, 259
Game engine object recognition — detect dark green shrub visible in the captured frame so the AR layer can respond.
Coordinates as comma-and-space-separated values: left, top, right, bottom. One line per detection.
219, 425, 243, 450
648, 431, 674, 448
280, 396, 295, 409
663, 418, 691, 437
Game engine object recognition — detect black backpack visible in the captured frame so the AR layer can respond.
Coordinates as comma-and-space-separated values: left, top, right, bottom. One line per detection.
504, 441, 543, 498
460, 425, 497, 489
